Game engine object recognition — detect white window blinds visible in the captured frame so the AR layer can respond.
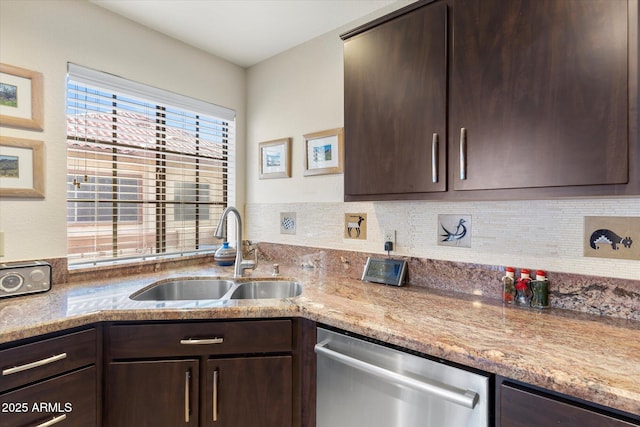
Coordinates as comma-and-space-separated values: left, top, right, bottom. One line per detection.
66, 63, 235, 267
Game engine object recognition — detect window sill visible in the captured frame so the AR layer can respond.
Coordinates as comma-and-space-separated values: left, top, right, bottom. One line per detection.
64, 253, 213, 284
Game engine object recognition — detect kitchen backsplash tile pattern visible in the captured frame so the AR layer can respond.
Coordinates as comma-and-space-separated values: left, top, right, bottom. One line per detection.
245, 200, 640, 281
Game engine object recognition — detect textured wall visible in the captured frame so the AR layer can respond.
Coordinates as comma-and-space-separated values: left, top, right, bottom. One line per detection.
246, 200, 640, 281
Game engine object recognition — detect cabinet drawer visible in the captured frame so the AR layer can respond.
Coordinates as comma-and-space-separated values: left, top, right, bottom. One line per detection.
108, 320, 292, 359
500, 382, 638, 426
0, 365, 97, 427
0, 329, 96, 392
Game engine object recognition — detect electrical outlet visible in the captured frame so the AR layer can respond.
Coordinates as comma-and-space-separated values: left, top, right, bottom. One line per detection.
383, 229, 396, 244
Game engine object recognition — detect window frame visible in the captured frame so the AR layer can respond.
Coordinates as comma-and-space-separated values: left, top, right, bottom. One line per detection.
66, 63, 235, 267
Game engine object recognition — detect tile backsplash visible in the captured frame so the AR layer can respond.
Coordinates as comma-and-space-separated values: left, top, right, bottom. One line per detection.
245, 200, 640, 281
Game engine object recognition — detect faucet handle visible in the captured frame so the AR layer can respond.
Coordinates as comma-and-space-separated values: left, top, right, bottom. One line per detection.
250, 247, 259, 267
240, 247, 258, 272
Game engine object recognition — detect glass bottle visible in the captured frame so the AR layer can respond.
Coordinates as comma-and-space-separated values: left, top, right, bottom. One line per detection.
502, 267, 516, 303
515, 269, 533, 306
531, 270, 550, 308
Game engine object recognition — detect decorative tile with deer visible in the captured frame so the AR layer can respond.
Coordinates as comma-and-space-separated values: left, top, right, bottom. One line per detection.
344, 213, 367, 240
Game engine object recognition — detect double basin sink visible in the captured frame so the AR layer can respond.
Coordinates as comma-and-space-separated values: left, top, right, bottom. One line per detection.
130, 277, 302, 302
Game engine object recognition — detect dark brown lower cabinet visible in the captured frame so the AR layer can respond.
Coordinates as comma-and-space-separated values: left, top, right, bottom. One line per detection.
0, 327, 99, 427
106, 356, 292, 427
104, 320, 300, 427
500, 381, 639, 427
0, 366, 97, 427
205, 356, 292, 427
106, 360, 200, 426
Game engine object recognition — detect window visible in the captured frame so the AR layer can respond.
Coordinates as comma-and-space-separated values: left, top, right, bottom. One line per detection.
66, 63, 235, 267
174, 182, 211, 221
66, 175, 141, 223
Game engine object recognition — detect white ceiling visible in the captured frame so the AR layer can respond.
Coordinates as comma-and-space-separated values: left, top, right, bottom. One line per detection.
90, 0, 401, 68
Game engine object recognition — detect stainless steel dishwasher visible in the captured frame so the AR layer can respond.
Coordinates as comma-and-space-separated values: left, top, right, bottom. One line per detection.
316, 328, 490, 427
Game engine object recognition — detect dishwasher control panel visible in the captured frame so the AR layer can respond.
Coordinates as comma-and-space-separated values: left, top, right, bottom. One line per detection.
0, 261, 52, 299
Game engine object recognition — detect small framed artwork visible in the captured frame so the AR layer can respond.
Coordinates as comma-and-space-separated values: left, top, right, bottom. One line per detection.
0, 136, 45, 198
0, 63, 44, 131
303, 127, 344, 176
259, 138, 291, 179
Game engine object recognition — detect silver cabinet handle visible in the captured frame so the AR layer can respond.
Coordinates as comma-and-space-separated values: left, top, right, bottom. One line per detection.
459, 127, 467, 180
2, 353, 67, 376
184, 370, 191, 423
180, 338, 223, 345
431, 133, 439, 183
315, 342, 479, 409
212, 369, 219, 422
35, 414, 67, 427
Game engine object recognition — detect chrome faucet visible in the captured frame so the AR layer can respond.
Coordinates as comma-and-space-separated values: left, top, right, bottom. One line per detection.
214, 206, 257, 277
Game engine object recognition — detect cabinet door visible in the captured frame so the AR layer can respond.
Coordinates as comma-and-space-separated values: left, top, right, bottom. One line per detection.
500, 382, 638, 426
0, 366, 97, 427
451, 0, 629, 191
344, 2, 447, 199
205, 356, 292, 427
105, 360, 199, 427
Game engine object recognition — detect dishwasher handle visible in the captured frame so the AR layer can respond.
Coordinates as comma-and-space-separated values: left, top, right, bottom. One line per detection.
315, 341, 479, 409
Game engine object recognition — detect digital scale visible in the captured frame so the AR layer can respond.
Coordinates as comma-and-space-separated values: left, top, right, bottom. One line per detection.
361, 257, 407, 287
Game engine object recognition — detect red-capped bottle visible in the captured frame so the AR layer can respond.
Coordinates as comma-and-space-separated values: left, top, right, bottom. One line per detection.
515, 269, 532, 306
531, 270, 550, 308
502, 267, 516, 303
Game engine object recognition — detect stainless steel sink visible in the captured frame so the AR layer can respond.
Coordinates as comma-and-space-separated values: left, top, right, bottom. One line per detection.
230, 280, 302, 300
129, 278, 301, 301
130, 279, 235, 301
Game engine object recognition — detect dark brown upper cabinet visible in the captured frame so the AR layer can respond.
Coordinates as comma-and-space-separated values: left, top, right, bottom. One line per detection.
451, 0, 630, 191
342, 0, 639, 201
343, 1, 447, 199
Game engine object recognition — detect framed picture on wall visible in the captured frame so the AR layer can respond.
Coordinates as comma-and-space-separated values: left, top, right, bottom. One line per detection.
0, 136, 45, 198
0, 63, 44, 131
303, 127, 343, 176
259, 137, 291, 179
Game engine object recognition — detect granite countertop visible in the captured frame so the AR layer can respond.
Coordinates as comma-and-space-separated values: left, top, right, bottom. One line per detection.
1, 263, 639, 417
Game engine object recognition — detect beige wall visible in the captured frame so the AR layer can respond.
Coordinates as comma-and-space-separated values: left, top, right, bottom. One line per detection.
0, 0, 246, 261
247, 26, 345, 203
245, 3, 640, 281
